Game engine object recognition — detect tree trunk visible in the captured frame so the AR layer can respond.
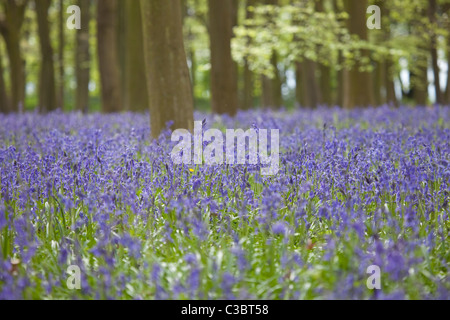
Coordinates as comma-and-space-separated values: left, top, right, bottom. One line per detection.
117, 0, 126, 104
0, 0, 27, 112
36, 0, 57, 113
242, 0, 256, 110
373, 60, 384, 106
0, 41, 10, 113
260, 0, 282, 109
343, 0, 375, 109
429, 0, 442, 105
381, 2, 397, 107
410, 66, 428, 106
57, 0, 64, 109
141, 0, 194, 139
261, 52, 282, 109
315, 0, 331, 106
333, 0, 345, 107
447, 53, 450, 105
97, 0, 122, 113
318, 64, 331, 106
446, 31, 450, 104
243, 60, 253, 109
446, 2, 450, 105
295, 62, 304, 107
124, 0, 148, 112
296, 60, 318, 108
385, 60, 397, 107
76, 0, 90, 113
208, 0, 238, 115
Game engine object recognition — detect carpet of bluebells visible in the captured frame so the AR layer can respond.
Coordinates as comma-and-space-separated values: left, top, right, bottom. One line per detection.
0, 106, 449, 300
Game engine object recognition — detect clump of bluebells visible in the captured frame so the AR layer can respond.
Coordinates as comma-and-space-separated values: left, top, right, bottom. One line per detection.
0, 106, 449, 300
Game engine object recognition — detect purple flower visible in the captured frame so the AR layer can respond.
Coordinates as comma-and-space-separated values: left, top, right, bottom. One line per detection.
272, 221, 288, 236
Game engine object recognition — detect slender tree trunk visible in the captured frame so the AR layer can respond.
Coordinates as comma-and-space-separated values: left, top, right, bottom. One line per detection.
57, 0, 64, 109
0, 41, 10, 113
410, 66, 428, 106
97, 0, 122, 113
443, 3, 450, 104
190, 48, 196, 97
373, 0, 384, 107
373, 60, 384, 106
36, 0, 57, 113
260, 0, 282, 109
117, 0, 126, 103
124, 0, 148, 112
429, 0, 443, 104
0, 0, 27, 112
243, 66, 253, 109
292, 0, 320, 108
319, 64, 331, 106
408, 20, 428, 106
182, 0, 197, 99
385, 60, 397, 107
242, 0, 257, 110
76, 0, 90, 113
243, 60, 253, 109
343, 0, 375, 109
446, 2, 450, 105
446, 34, 450, 104
231, 0, 242, 111
333, 0, 345, 107
261, 52, 282, 109
295, 62, 304, 107
300, 59, 320, 108
381, 2, 398, 107
315, 0, 331, 106
208, 0, 238, 115
141, 0, 194, 138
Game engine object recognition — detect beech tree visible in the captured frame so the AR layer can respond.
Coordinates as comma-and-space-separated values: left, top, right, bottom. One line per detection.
0, 40, 9, 112
343, 0, 375, 109
140, 0, 194, 139
445, 2, 450, 105
124, 0, 148, 112
242, 0, 256, 110
97, 0, 122, 113
208, 0, 238, 115
0, 0, 27, 112
57, 0, 64, 109
75, 0, 90, 113
36, 0, 57, 112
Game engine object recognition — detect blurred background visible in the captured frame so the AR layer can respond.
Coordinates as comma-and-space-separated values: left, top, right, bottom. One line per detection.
0, 0, 449, 115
